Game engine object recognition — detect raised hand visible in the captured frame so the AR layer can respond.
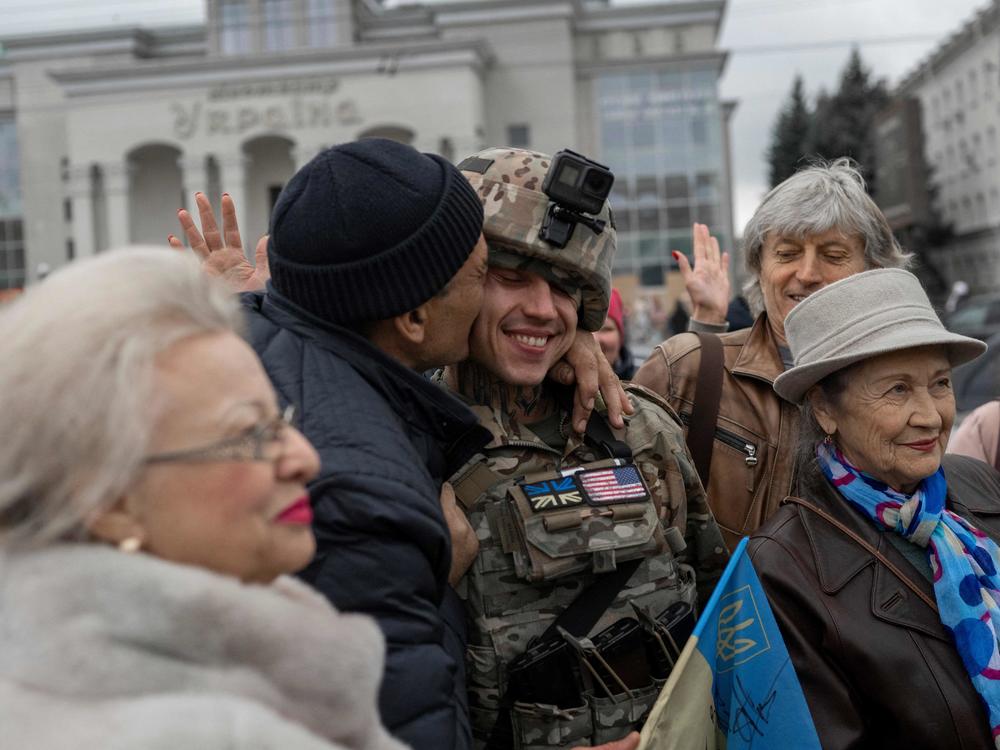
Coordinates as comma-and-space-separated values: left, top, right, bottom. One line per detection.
168, 192, 270, 293
672, 222, 730, 326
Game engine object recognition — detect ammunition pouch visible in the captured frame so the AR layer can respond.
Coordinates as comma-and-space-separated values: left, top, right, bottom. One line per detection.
498, 601, 698, 748
497, 459, 668, 583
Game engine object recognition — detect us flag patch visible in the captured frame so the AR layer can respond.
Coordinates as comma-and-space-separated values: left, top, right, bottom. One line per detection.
521, 476, 584, 512
577, 466, 650, 506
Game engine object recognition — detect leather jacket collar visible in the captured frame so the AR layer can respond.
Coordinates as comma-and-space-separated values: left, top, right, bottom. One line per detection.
731, 313, 785, 384
792, 462, 977, 643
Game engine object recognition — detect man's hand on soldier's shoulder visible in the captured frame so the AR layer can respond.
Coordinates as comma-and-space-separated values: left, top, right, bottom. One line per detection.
168, 192, 271, 293
440, 481, 479, 587
548, 329, 633, 434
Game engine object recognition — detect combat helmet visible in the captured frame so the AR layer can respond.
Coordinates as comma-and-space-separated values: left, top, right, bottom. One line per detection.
457, 147, 616, 332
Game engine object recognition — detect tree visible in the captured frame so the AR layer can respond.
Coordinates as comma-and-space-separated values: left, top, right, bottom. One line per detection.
767, 75, 812, 187
807, 47, 890, 195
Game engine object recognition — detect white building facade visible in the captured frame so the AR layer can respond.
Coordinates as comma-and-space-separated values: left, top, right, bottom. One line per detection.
897, 0, 1000, 293
0, 0, 734, 291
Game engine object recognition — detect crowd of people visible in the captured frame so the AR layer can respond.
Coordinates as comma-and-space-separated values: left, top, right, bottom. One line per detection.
0, 136, 998, 750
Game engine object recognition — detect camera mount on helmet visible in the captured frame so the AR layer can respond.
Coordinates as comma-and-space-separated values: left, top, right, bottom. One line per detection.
539, 150, 615, 249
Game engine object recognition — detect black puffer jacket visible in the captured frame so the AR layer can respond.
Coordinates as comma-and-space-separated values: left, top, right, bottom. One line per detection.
243, 288, 489, 750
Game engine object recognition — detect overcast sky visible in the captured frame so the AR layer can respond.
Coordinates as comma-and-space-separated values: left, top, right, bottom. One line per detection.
0, 0, 989, 231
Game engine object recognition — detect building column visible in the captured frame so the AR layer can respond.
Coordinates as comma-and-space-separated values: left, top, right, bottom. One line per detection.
292, 142, 325, 171
216, 153, 249, 256
179, 153, 211, 200
103, 159, 133, 250
67, 165, 96, 259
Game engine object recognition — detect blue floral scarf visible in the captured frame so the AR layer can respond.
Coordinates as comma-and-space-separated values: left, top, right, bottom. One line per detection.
817, 441, 1000, 745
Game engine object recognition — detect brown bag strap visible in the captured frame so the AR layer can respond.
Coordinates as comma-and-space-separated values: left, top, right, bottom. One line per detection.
784, 495, 938, 614
992, 399, 1000, 473
687, 332, 724, 488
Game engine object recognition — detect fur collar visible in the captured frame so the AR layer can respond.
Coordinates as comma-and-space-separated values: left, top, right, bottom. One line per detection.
0, 544, 406, 750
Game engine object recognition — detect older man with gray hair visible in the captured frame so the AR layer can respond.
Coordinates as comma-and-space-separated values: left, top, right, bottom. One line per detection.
635, 158, 912, 550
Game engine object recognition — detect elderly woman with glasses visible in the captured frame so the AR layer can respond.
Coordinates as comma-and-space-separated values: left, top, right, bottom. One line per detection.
0, 248, 405, 750
749, 269, 1000, 749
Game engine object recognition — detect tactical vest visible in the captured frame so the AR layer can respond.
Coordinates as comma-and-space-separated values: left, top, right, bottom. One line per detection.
451, 406, 698, 750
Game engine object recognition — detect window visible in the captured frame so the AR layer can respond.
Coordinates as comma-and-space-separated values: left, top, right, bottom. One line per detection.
63, 198, 72, 222
438, 137, 454, 163
635, 176, 658, 206
307, 0, 336, 48
264, 0, 296, 52
0, 120, 20, 220
219, 0, 251, 55
690, 115, 707, 145
664, 175, 688, 201
0, 219, 25, 289
269, 185, 284, 212
639, 263, 664, 286
507, 124, 530, 148
666, 203, 690, 228
638, 207, 659, 232
595, 69, 726, 286
694, 172, 718, 202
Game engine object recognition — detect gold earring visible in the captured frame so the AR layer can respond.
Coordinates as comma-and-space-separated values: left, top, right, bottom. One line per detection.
118, 536, 142, 554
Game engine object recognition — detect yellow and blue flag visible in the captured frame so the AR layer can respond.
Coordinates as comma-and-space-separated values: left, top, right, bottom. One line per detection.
639, 537, 821, 750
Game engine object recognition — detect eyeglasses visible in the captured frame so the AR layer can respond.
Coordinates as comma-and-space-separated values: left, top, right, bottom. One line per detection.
144, 405, 297, 464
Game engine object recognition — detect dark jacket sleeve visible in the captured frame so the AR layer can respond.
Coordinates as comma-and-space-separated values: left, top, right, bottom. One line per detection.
244, 298, 471, 750
747, 529, 865, 750
301, 468, 470, 750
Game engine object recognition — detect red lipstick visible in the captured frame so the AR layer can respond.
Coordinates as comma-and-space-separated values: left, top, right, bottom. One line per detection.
275, 496, 313, 525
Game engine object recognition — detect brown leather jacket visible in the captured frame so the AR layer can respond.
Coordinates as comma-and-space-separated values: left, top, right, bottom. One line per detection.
748, 454, 1000, 750
633, 314, 798, 549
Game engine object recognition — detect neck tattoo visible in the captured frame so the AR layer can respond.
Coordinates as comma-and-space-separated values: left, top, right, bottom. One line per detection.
445, 362, 555, 424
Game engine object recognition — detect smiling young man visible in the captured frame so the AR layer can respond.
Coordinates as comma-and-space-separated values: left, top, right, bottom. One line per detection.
438, 148, 727, 750
635, 158, 913, 550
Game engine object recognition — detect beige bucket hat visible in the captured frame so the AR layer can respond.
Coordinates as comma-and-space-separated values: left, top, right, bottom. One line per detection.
773, 269, 986, 404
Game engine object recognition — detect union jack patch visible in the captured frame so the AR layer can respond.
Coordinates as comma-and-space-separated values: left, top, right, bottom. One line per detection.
520, 476, 584, 512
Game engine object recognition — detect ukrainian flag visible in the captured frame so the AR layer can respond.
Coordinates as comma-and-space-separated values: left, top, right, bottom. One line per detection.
639, 538, 821, 750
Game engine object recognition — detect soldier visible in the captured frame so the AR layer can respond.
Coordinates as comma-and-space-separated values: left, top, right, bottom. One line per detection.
439, 148, 728, 749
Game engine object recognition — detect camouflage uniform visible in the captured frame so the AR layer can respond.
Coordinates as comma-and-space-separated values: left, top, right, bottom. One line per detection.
443, 148, 728, 748
442, 382, 728, 748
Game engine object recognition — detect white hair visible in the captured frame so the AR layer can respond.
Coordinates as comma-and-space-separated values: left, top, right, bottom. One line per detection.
742, 158, 913, 314
0, 247, 242, 547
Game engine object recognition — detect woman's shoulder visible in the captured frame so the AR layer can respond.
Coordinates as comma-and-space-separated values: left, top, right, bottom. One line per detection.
747, 502, 809, 561
944, 453, 1000, 513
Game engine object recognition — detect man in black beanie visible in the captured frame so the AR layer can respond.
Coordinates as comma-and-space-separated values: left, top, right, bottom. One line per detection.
246, 138, 490, 750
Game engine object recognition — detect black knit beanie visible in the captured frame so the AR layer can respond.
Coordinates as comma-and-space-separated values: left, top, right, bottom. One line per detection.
268, 138, 484, 324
